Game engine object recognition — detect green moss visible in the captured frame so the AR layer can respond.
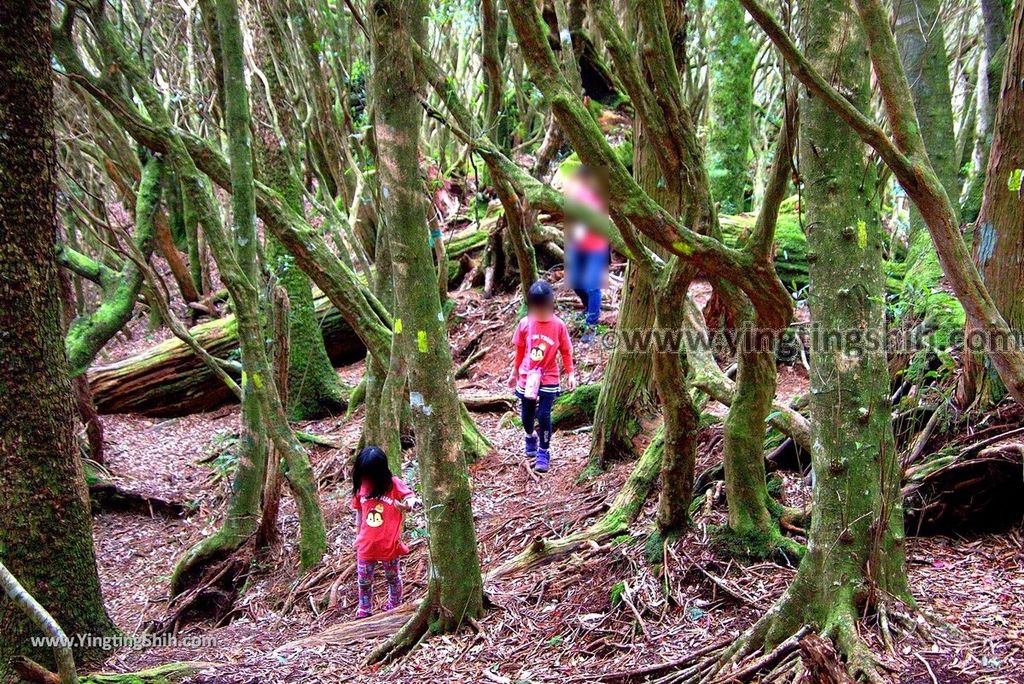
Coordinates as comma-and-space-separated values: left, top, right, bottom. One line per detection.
720, 207, 808, 292
710, 523, 804, 562
84, 662, 210, 683
556, 138, 633, 181
707, 0, 755, 213
896, 230, 966, 384
551, 383, 602, 429
644, 526, 680, 564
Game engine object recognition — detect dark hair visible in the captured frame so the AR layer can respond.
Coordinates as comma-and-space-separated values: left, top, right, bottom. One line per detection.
352, 446, 393, 499
526, 280, 554, 308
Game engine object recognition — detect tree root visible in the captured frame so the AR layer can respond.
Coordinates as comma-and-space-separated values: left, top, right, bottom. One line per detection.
709, 522, 804, 564
169, 526, 251, 597
659, 589, 923, 684
486, 437, 661, 580
84, 663, 215, 683
364, 587, 437, 666
158, 544, 251, 634
11, 660, 212, 684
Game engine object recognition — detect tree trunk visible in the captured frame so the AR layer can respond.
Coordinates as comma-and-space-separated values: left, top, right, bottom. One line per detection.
894, 0, 964, 377
587, 262, 657, 469
586, 121, 662, 470
961, 0, 1009, 222
0, 2, 116, 671
651, 266, 700, 534
719, 3, 911, 676
256, 8, 348, 421
707, 0, 756, 213
63, 156, 161, 376
367, 0, 483, 660
168, 0, 326, 590
960, 0, 1024, 408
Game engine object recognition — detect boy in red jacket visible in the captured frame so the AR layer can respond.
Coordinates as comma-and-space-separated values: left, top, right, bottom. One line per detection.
507, 281, 576, 472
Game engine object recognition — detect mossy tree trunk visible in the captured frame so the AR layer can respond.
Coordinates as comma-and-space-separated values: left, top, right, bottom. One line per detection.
961, 0, 1024, 408
0, 2, 117, 672
707, 0, 755, 214
716, 101, 799, 554
587, 262, 657, 469
257, 3, 347, 421
363, 228, 406, 473
651, 264, 700, 534
161, 0, 325, 590
715, 4, 911, 676
481, 0, 538, 299
721, 298, 786, 550
586, 122, 660, 471
367, 0, 483, 661
961, 0, 1010, 222
894, 0, 964, 362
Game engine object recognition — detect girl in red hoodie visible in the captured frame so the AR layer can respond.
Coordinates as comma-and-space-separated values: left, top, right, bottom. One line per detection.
507, 281, 576, 472
351, 446, 416, 617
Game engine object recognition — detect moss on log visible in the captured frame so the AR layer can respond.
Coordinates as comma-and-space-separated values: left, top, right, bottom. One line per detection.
88, 296, 364, 416
551, 383, 602, 429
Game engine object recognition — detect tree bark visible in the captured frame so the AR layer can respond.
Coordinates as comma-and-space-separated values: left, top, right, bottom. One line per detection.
961, 0, 1009, 222
961, 0, 1024, 407
0, 2, 116, 671
367, 0, 483, 660
707, 0, 756, 213
716, 3, 910, 676
586, 127, 661, 469
894, 0, 964, 377
256, 3, 348, 421
62, 157, 161, 376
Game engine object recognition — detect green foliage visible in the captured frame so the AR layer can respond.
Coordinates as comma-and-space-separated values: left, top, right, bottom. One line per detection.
204, 430, 240, 477
608, 580, 626, 607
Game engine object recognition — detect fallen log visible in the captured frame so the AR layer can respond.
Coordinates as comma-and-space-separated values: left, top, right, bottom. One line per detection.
88, 230, 491, 416
903, 440, 1024, 535
88, 296, 365, 416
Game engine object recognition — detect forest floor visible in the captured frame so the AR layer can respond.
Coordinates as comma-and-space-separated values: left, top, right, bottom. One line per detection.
87, 265, 1024, 683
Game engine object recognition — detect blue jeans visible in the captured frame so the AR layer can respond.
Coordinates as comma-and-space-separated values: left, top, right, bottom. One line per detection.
517, 386, 559, 449
568, 248, 608, 325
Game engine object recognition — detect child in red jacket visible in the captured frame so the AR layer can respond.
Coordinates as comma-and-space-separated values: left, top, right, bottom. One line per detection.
507, 281, 576, 472
351, 446, 416, 617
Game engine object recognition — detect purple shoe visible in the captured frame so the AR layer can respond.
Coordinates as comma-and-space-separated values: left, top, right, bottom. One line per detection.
534, 448, 550, 473
524, 432, 539, 458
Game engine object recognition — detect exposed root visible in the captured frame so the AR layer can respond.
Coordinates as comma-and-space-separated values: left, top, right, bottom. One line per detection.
797, 634, 855, 683
364, 587, 437, 666
83, 663, 215, 683
658, 586, 928, 684
154, 548, 251, 634
11, 660, 212, 684
486, 437, 661, 580
169, 525, 252, 597
275, 603, 417, 652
